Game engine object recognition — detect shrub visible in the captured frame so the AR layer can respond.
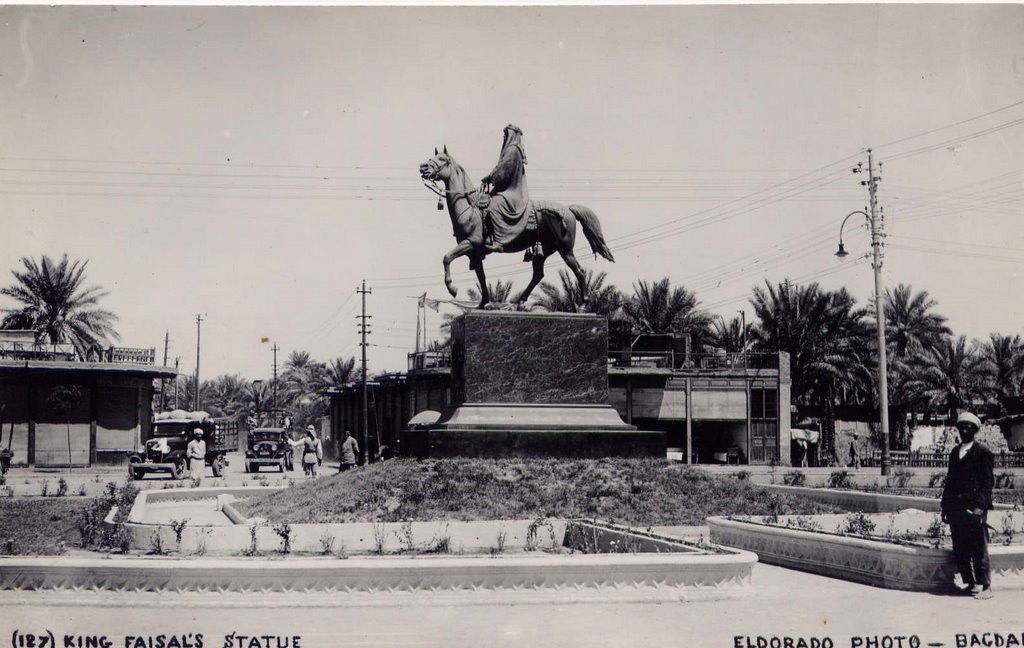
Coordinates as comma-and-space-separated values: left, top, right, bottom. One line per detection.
782, 470, 806, 487
926, 515, 946, 548
996, 472, 1016, 489
273, 522, 292, 554
928, 472, 946, 489
490, 525, 508, 556
76, 484, 87, 497
827, 470, 853, 489
427, 523, 451, 554
371, 521, 388, 555
786, 515, 822, 532
56, 478, 68, 497
733, 470, 751, 481
319, 532, 336, 555
886, 467, 915, 489
840, 511, 876, 537
41, 482, 49, 497
148, 531, 165, 555
242, 523, 261, 556
395, 520, 416, 552
170, 518, 189, 548
999, 511, 1016, 546
77, 482, 138, 551
525, 518, 556, 552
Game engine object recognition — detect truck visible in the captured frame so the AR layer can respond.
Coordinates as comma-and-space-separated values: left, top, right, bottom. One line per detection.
127, 410, 238, 480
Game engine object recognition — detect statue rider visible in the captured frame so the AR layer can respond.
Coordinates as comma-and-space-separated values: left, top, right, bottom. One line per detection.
479, 124, 529, 253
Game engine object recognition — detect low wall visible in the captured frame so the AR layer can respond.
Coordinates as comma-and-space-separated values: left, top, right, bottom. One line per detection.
708, 516, 1024, 592
762, 484, 1015, 513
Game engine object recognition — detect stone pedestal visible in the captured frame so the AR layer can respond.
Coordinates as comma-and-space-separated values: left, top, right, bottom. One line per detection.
402, 311, 664, 458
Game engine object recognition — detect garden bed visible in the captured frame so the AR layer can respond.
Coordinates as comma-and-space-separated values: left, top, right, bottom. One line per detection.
0, 498, 92, 555
237, 459, 841, 525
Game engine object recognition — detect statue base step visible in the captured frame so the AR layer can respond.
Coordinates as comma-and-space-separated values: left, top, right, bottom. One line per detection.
401, 403, 665, 459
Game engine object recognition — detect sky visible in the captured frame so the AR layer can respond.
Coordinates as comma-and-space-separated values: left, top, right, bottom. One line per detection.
1, 5, 1023, 382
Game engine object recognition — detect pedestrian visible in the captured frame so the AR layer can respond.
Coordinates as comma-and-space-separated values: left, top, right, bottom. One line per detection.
849, 440, 859, 469
338, 429, 359, 472
289, 426, 323, 477
186, 428, 206, 481
941, 412, 995, 599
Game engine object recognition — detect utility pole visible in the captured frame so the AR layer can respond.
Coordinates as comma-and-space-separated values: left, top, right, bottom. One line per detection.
271, 344, 280, 413
194, 315, 203, 412
357, 280, 372, 464
173, 357, 180, 410
161, 330, 170, 411
836, 149, 890, 475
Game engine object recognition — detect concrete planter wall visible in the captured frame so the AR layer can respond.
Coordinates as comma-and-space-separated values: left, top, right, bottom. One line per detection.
761, 484, 1015, 513
708, 516, 1024, 592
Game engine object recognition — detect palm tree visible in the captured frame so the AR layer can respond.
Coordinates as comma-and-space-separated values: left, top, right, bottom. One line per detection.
203, 374, 251, 418
280, 350, 330, 430
326, 356, 356, 387
624, 278, 713, 347
915, 335, 988, 422
1, 254, 119, 358
883, 284, 951, 359
980, 333, 1024, 415
531, 269, 623, 316
709, 315, 752, 353
749, 281, 871, 462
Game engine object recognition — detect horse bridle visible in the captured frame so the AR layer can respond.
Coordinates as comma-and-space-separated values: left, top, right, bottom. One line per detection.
420, 156, 449, 199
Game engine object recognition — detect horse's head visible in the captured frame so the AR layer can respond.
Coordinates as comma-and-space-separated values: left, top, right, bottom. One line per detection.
419, 147, 455, 183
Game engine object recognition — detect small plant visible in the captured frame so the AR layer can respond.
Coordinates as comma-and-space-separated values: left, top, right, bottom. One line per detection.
148, 531, 165, 555
371, 520, 388, 554
733, 470, 751, 481
490, 525, 508, 556
394, 520, 416, 552
0, 485, 13, 498
1000, 511, 1016, 546
310, 531, 333, 555
273, 522, 293, 554
40, 482, 49, 497
840, 511, 876, 537
189, 477, 202, 489
928, 472, 946, 489
243, 523, 261, 556
194, 528, 211, 556
76, 483, 87, 497
996, 472, 1016, 489
169, 518, 189, 548
2, 538, 18, 555
786, 515, 822, 532
886, 467, 915, 489
926, 515, 945, 548
525, 518, 555, 552
427, 523, 451, 554
782, 470, 806, 487
827, 470, 853, 489
56, 478, 68, 497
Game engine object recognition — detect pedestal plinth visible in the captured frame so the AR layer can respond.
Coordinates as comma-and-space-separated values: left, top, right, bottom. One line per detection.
402, 311, 664, 458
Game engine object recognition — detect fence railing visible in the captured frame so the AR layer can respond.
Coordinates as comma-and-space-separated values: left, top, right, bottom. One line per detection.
408, 350, 452, 371
607, 351, 778, 371
105, 346, 156, 365
0, 342, 155, 365
868, 449, 1024, 469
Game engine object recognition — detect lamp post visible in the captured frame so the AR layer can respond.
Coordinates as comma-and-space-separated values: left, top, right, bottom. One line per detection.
835, 151, 890, 475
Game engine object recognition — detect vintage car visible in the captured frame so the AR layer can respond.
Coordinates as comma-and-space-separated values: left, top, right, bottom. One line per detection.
245, 427, 295, 473
128, 411, 236, 480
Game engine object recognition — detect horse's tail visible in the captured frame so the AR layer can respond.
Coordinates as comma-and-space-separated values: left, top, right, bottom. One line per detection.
569, 205, 615, 263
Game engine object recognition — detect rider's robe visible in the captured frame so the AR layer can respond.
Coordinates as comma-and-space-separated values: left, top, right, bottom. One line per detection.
480, 126, 531, 249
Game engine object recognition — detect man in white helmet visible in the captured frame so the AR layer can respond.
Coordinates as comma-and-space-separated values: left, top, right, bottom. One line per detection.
940, 412, 995, 598
186, 428, 207, 481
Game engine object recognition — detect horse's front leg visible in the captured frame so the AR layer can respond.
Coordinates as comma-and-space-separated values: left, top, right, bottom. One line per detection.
471, 254, 490, 309
442, 240, 475, 298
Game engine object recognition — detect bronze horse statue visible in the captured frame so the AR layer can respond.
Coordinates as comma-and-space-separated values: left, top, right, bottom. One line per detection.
419, 147, 615, 309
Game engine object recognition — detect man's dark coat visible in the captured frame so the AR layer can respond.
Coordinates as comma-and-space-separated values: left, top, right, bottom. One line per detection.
941, 442, 995, 517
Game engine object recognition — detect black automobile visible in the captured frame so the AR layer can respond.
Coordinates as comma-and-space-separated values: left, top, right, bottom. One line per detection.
245, 427, 295, 473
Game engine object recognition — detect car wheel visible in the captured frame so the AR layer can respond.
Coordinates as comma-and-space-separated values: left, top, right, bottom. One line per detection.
171, 459, 186, 480
212, 455, 225, 478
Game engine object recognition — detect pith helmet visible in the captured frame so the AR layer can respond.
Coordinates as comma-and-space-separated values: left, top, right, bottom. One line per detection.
956, 412, 982, 430
192, 428, 203, 437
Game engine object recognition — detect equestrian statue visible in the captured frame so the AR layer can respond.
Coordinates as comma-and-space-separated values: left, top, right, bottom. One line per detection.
419, 125, 615, 309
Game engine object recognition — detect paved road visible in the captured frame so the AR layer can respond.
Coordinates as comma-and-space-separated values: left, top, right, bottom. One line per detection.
2, 564, 1020, 648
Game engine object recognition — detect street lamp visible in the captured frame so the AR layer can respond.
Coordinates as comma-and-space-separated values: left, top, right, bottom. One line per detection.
835, 205, 891, 476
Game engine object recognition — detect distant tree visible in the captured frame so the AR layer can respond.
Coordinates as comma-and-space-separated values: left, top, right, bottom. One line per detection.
709, 315, 752, 353
280, 350, 330, 431
624, 278, 713, 347
915, 335, 988, 421
980, 333, 1024, 415
0, 254, 119, 358
326, 356, 356, 387
883, 284, 951, 359
203, 374, 250, 418
532, 269, 623, 316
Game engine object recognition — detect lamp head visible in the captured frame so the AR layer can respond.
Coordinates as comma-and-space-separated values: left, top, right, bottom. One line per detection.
835, 242, 849, 258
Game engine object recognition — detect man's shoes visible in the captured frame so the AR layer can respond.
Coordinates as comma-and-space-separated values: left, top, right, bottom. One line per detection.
953, 583, 978, 596
975, 587, 994, 600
